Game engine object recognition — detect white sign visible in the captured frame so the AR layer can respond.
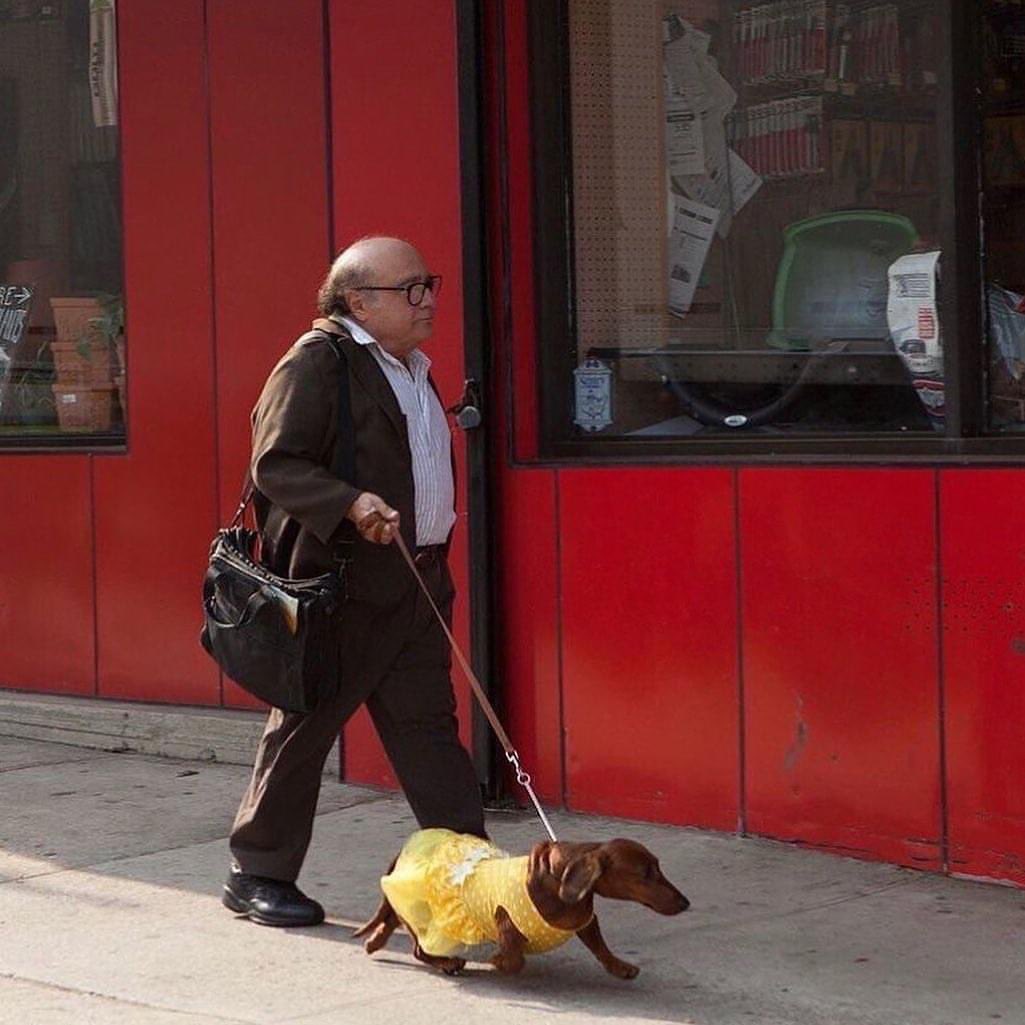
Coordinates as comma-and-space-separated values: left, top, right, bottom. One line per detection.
668, 196, 720, 317
573, 359, 613, 432
665, 96, 705, 177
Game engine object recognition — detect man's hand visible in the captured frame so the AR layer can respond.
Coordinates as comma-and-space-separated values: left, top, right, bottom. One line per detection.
346, 492, 400, 545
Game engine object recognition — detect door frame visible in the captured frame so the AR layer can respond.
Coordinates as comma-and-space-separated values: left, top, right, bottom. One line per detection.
456, 0, 501, 798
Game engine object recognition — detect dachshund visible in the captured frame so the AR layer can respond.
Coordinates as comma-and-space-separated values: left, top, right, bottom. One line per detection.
354, 830, 689, 979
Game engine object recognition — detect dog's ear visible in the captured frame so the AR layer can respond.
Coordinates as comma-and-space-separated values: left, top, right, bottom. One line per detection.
528, 841, 556, 877
557, 850, 605, 904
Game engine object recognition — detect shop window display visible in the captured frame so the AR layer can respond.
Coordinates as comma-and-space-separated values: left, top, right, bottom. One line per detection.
552, 0, 950, 439
0, 0, 123, 443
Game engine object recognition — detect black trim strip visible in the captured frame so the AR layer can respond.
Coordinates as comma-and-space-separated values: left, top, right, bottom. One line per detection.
457, 0, 499, 797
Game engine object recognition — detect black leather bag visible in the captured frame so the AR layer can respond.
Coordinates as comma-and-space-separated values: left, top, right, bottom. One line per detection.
201, 527, 345, 712
200, 332, 352, 713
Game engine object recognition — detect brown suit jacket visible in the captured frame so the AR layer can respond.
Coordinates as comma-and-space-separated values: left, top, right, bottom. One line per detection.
250, 317, 432, 609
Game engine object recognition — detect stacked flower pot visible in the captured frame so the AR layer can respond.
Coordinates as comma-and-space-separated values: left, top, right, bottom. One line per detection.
49, 297, 117, 431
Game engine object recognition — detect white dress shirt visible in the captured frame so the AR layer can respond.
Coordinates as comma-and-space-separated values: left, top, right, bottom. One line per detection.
338, 316, 456, 546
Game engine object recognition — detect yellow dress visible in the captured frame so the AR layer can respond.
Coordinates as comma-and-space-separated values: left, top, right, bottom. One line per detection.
381, 828, 577, 960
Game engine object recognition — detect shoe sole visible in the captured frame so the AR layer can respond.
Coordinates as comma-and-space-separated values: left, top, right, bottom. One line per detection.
222, 886, 324, 928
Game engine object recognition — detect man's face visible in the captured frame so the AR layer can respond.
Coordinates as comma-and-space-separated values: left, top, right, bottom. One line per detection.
346, 242, 438, 358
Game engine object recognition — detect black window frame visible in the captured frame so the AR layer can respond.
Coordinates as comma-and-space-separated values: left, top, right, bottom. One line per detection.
525, 0, 1025, 464
0, 1, 126, 455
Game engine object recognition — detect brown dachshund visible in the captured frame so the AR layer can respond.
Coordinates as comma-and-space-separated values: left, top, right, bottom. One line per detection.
354, 835, 689, 979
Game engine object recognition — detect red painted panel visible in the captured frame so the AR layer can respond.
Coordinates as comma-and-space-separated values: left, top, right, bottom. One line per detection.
559, 468, 738, 829
0, 456, 94, 694
942, 470, 1025, 886
92, 1, 219, 704
206, 0, 329, 710
329, 1, 470, 785
495, 468, 562, 804
742, 469, 941, 869
487, 0, 539, 461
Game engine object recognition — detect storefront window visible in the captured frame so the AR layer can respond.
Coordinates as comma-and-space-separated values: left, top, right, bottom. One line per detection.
543, 0, 949, 441
0, 0, 124, 444
983, 0, 1025, 433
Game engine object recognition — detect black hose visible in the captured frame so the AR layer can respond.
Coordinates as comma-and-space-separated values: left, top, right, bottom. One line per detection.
658, 345, 843, 429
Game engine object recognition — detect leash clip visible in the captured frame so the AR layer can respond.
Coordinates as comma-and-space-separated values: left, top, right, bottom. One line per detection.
505, 749, 558, 843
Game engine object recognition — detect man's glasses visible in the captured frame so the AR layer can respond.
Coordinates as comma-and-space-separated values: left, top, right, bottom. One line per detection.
356, 275, 442, 307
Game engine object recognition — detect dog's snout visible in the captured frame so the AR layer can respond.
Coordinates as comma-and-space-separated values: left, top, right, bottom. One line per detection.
654, 887, 690, 915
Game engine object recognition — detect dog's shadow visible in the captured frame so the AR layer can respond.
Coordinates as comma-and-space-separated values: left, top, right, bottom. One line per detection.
302, 916, 701, 1023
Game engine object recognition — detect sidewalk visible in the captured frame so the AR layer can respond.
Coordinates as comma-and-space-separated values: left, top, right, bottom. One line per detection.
0, 734, 1022, 1025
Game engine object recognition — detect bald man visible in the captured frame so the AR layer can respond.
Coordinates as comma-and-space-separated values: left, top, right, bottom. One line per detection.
223, 237, 486, 927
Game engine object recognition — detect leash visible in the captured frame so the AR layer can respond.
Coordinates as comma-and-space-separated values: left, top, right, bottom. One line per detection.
393, 531, 558, 843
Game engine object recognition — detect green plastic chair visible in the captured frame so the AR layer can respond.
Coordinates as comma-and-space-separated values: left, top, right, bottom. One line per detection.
767, 210, 918, 351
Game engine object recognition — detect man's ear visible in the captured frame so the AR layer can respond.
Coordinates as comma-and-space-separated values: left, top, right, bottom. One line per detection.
557, 851, 605, 904
344, 289, 370, 321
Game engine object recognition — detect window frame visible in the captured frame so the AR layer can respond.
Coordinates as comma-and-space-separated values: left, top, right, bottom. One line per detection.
0, 1, 126, 454
524, 0, 1025, 463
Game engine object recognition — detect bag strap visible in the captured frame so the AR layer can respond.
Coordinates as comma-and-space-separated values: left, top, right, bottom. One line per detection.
230, 328, 355, 528
392, 530, 558, 843
324, 333, 355, 484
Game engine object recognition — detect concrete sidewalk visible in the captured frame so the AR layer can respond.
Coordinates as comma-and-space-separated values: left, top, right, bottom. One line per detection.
0, 735, 1022, 1025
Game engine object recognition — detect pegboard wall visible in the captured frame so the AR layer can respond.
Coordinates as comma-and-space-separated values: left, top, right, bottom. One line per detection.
568, 1, 722, 360
568, 0, 665, 354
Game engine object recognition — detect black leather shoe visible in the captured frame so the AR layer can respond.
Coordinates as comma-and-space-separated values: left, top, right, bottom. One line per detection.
222, 868, 325, 927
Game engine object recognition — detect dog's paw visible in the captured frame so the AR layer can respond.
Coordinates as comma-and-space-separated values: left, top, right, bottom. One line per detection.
361, 925, 390, 954
438, 957, 466, 976
489, 953, 526, 975
604, 958, 640, 980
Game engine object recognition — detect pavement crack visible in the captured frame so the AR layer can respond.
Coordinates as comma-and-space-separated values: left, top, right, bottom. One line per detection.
0, 971, 260, 1024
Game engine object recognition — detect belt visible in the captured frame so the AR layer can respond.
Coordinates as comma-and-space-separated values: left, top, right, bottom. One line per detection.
414, 544, 445, 564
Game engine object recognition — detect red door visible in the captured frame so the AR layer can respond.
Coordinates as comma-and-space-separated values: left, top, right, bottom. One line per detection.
328, 0, 485, 787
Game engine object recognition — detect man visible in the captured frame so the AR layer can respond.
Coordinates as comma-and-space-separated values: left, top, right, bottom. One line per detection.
223, 236, 486, 927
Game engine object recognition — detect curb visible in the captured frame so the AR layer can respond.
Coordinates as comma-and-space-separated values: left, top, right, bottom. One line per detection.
0, 690, 339, 775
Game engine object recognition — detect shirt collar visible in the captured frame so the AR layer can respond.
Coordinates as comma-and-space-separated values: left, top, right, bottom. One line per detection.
335, 314, 430, 373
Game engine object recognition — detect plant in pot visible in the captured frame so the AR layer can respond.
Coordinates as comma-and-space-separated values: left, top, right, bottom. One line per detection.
48, 293, 123, 431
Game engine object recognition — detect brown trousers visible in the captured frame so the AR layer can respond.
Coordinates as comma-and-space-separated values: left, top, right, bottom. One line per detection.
229, 552, 486, 881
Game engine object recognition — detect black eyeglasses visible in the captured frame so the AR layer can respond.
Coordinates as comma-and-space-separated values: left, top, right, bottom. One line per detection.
356, 275, 442, 307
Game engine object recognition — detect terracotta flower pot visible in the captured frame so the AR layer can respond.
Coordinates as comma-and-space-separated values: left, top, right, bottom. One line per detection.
49, 297, 115, 388
50, 296, 102, 344
50, 338, 114, 386
52, 383, 117, 432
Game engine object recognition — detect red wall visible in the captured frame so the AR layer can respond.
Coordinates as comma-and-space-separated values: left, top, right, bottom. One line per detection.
487, 0, 1025, 886
328, 0, 473, 786
942, 472, 1025, 885
1, 0, 1023, 892
740, 469, 942, 870
0, 1, 473, 784
495, 464, 1024, 885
